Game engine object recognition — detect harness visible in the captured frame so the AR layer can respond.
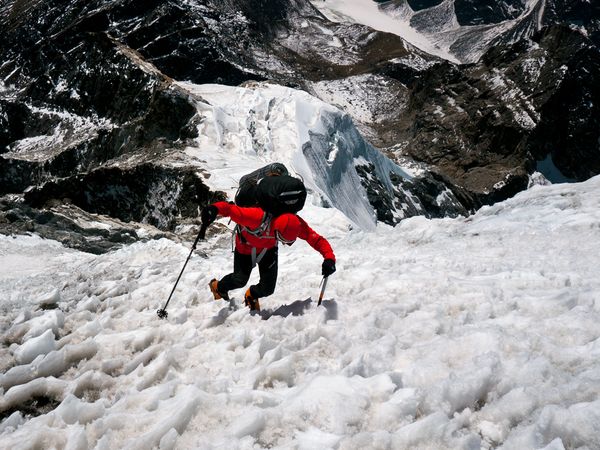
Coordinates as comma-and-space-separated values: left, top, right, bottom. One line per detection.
232, 212, 275, 267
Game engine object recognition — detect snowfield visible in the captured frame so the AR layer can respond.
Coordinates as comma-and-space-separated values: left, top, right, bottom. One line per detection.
1, 169, 600, 448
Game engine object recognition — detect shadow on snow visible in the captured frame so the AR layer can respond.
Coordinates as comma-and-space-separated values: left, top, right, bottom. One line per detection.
207, 298, 338, 327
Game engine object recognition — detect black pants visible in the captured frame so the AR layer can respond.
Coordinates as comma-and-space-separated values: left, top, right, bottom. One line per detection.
218, 247, 278, 298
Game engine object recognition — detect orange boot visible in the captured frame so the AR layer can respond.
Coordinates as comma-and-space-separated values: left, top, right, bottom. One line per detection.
244, 288, 260, 311
209, 279, 229, 300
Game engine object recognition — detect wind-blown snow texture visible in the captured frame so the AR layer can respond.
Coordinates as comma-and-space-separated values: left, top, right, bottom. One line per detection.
2, 154, 600, 448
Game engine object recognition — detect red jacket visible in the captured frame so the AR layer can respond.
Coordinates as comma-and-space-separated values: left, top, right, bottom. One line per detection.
213, 202, 335, 261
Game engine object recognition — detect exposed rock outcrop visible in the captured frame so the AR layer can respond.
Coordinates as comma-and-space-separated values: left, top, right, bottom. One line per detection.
382, 25, 600, 203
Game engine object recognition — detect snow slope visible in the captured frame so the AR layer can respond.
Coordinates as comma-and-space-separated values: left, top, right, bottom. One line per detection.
1, 167, 600, 448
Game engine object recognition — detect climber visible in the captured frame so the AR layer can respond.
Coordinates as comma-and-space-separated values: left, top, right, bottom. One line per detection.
201, 202, 336, 312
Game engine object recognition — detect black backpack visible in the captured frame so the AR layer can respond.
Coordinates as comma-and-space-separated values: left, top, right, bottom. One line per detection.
235, 162, 288, 207
235, 163, 307, 216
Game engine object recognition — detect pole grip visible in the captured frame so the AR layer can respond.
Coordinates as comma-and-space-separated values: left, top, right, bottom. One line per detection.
193, 221, 209, 249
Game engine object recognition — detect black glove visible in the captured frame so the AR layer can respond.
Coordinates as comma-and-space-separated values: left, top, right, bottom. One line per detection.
322, 258, 336, 277
201, 205, 218, 225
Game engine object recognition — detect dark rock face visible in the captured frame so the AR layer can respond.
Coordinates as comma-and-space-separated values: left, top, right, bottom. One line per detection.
0, 1, 216, 241
454, 0, 524, 26
543, 0, 600, 47
24, 164, 216, 230
0, 197, 157, 254
406, 0, 445, 12
524, 27, 600, 180
382, 25, 600, 204
1, 0, 259, 86
0, 29, 199, 171
355, 163, 475, 223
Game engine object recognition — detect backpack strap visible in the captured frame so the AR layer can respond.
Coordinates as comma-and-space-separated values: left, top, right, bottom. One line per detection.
236, 212, 273, 241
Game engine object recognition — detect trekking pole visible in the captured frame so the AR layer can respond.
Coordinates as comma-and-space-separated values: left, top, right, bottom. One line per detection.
317, 276, 328, 306
157, 221, 209, 319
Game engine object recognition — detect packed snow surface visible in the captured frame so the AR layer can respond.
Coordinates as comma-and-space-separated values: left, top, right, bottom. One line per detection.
2, 165, 600, 448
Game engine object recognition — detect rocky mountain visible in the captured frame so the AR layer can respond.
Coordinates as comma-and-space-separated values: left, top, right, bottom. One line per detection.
326, 0, 600, 63
1, 0, 599, 251
378, 25, 600, 204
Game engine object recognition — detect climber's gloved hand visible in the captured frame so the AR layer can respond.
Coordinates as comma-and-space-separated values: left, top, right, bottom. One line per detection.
201, 205, 218, 225
322, 258, 336, 277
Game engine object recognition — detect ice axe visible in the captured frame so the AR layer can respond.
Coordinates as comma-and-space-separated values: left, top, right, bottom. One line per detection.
157, 221, 209, 319
317, 276, 328, 306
